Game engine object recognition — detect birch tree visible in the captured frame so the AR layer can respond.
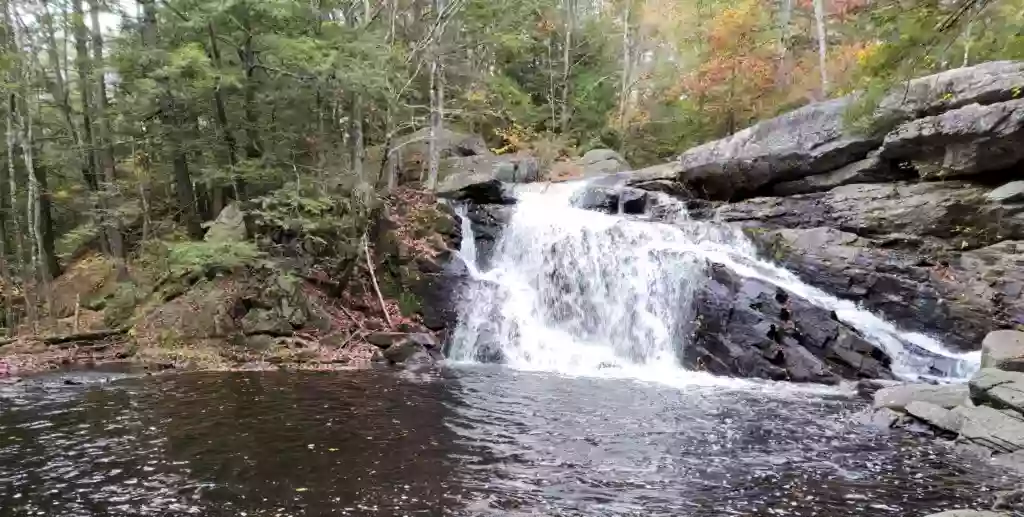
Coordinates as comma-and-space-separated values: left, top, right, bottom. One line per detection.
812, 0, 828, 96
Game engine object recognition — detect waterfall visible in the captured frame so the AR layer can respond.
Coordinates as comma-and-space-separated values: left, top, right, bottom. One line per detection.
448, 180, 981, 383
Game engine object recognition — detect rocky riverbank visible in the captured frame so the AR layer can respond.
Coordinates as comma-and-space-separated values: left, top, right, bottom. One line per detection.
861, 330, 1024, 515
0, 188, 466, 377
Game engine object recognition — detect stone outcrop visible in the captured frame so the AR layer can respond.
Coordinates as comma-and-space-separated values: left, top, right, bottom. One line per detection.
769, 152, 906, 196
575, 148, 631, 176
879, 98, 1024, 179
876, 61, 1024, 119
373, 128, 489, 185
674, 97, 879, 200
981, 331, 1024, 372
864, 331, 1024, 482
570, 185, 651, 215
710, 182, 1024, 351
663, 61, 1024, 201
610, 63, 1024, 353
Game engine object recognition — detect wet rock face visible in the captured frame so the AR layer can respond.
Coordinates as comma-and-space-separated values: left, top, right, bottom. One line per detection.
699, 179, 1024, 352
570, 186, 650, 215
740, 226, 1024, 352
685, 264, 895, 383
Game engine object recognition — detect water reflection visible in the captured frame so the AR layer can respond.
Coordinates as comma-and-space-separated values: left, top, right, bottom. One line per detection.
0, 368, 1012, 516
1, 371, 465, 516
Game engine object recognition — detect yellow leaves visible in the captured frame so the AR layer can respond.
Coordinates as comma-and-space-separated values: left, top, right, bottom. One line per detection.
464, 88, 487, 104
492, 123, 535, 155
855, 42, 880, 67
707, 0, 761, 53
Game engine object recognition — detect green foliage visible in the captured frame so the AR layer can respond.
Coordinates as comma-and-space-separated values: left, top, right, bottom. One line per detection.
103, 282, 150, 327
163, 240, 265, 277
396, 291, 422, 317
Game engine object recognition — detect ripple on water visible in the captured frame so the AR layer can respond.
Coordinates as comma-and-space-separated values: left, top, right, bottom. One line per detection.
0, 368, 1013, 516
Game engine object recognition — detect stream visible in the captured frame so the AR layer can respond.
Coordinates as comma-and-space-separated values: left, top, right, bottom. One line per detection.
0, 369, 1011, 516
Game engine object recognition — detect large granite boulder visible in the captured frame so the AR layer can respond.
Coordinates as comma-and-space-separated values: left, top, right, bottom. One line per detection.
877, 61, 1024, 119
905, 400, 964, 434
716, 182, 1024, 248
769, 152, 911, 196
576, 148, 631, 176
570, 185, 651, 215
685, 263, 895, 383
204, 204, 247, 242
376, 128, 489, 184
435, 153, 546, 204
880, 99, 1024, 179
873, 383, 969, 411
662, 62, 1024, 201
982, 331, 1024, 372
748, 228, 1024, 351
989, 181, 1024, 204
675, 97, 879, 200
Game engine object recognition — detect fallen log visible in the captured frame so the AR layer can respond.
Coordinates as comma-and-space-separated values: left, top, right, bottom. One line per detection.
0, 327, 129, 348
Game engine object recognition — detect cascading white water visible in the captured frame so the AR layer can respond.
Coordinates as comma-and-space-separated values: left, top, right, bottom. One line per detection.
449, 180, 981, 383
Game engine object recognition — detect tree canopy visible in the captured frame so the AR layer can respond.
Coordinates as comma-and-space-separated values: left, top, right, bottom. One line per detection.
0, 0, 1019, 331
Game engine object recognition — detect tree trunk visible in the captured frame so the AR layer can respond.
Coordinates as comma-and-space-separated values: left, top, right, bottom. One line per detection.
40, 0, 92, 190
1, 93, 15, 331
427, 58, 438, 187
88, 0, 127, 279
812, 0, 828, 97
139, 0, 203, 239
350, 94, 365, 180
425, 0, 446, 190
241, 11, 261, 160
171, 138, 203, 239
23, 136, 59, 283
72, 0, 100, 192
777, 0, 793, 88
618, 0, 632, 137
207, 22, 242, 203
6, 95, 23, 279
560, 0, 574, 133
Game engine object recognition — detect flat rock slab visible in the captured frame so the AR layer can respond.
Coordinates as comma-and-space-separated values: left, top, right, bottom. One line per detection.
860, 407, 904, 428
982, 330, 1024, 372
873, 383, 969, 411
970, 368, 1024, 415
988, 180, 1024, 204
955, 404, 1024, 453
923, 511, 1012, 517
906, 400, 964, 433
992, 450, 1024, 475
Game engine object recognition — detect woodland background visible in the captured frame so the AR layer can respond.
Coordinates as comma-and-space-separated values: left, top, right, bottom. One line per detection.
0, 0, 1013, 333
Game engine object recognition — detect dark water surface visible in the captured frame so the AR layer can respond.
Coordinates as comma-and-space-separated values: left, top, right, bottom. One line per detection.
0, 367, 1012, 516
